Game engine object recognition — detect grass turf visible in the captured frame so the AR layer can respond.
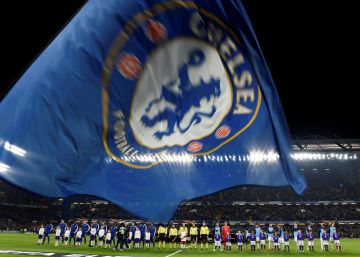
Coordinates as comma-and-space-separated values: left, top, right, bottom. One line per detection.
0, 233, 358, 257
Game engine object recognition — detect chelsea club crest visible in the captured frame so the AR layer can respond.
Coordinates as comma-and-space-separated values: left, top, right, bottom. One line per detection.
102, 1, 262, 168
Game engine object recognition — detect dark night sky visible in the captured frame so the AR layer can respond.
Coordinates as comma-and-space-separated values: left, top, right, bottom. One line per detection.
0, 1, 359, 138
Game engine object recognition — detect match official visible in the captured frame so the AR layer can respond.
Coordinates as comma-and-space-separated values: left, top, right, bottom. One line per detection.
200, 222, 209, 251
157, 224, 167, 249
190, 223, 198, 250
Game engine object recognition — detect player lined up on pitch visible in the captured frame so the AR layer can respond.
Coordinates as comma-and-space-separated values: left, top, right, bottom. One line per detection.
36, 220, 342, 252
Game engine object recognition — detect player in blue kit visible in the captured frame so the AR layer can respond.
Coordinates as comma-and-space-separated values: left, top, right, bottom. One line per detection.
329, 222, 336, 250
273, 232, 280, 251
250, 231, 256, 251
305, 225, 311, 251
307, 230, 315, 252
267, 224, 274, 250
255, 224, 261, 250
319, 223, 325, 251
139, 222, 147, 249
333, 230, 341, 252
213, 232, 222, 252
130, 223, 137, 248
99, 223, 107, 246
293, 223, 298, 249
59, 220, 67, 244
260, 230, 266, 251
69, 221, 79, 245
102, 222, 108, 246
244, 228, 250, 249
149, 223, 156, 249
214, 222, 221, 235
284, 231, 290, 252
278, 225, 285, 250
236, 230, 243, 251
110, 223, 118, 248
102, 222, 108, 233
225, 233, 231, 251
43, 222, 53, 245
322, 230, 330, 252
297, 230, 305, 252
81, 221, 90, 244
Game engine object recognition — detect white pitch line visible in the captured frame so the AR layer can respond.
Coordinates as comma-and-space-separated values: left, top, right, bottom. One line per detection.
165, 244, 194, 257
164, 249, 183, 257
0, 250, 55, 256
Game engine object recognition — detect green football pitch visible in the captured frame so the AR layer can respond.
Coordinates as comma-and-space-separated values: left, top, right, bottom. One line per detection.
0, 233, 358, 257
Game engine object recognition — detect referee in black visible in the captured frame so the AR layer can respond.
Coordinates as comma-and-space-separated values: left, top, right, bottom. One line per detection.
115, 222, 129, 250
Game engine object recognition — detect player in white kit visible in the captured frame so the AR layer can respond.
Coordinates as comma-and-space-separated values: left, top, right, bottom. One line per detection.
98, 227, 105, 247
37, 225, 45, 245
134, 228, 141, 249
180, 229, 187, 250
64, 228, 70, 246
54, 226, 61, 246
105, 230, 111, 248
145, 230, 151, 248
75, 230, 82, 246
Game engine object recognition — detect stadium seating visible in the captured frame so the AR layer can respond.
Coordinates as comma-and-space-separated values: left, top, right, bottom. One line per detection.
1, 162, 360, 237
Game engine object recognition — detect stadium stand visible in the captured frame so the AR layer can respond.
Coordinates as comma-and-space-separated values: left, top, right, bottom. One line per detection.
0, 137, 360, 237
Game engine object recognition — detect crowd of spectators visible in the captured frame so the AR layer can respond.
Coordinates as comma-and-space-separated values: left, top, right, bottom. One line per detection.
1, 181, 359, 206
195, 184, 360, 202
0, 201, 359, 231
1, 166, 360, 235
0, 181, 50, 206
173, 203, 360, 221
338, 223, 360, 238
68, 203, 134, 220
0, 204, 51, 231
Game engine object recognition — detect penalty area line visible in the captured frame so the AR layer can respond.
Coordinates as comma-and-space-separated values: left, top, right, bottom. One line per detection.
165, 244, 194, 257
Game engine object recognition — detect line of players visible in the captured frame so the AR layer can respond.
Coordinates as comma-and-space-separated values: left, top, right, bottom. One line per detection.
247, 223, 341, 253
36, 219, 157, 250
36, 220, 342, 252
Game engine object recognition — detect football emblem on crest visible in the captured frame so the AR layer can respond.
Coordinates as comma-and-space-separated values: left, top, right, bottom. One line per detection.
215, 125, 231, 139
116, 53, 142, 80
146, 19, 167, 44
187, 141, 203, 152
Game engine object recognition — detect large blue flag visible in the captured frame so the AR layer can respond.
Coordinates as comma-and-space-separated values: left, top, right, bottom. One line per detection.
0, 0, 306, 222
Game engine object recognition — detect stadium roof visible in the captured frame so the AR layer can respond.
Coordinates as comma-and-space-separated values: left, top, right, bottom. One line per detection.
292, 136, 360, 152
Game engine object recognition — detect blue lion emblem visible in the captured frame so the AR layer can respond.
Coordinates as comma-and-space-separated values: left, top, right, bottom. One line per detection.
141, 49, 221, 140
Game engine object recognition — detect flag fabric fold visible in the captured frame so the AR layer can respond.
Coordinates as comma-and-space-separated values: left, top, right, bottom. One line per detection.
0, 0, 306, 222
